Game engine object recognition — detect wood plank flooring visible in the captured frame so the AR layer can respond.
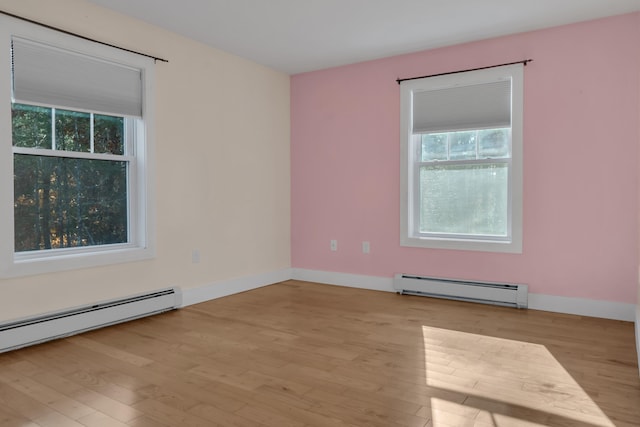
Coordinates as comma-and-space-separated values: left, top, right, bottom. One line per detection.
0, 280, 638, 426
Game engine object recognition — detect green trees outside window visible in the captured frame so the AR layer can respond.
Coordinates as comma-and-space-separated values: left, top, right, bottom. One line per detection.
12, 103, 128, 252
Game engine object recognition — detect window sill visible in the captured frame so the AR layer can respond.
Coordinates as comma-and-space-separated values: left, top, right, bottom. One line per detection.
1, 245, 155, 278
400, 235, 522, 254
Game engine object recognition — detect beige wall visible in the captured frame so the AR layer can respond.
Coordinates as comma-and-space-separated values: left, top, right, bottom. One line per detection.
0, 0, 291, 321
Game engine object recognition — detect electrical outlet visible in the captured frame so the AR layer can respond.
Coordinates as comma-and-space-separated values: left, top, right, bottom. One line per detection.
192, 249, 200, 264
362, 241, 370, 254
330, 240, 338, 251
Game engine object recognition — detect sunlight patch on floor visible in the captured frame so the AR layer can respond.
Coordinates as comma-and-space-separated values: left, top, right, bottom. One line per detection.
422, 326, 615, 427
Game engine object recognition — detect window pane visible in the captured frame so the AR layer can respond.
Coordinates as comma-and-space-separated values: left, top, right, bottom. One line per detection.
94, 114, 124, 155
421, 133, 448, 161
479, 128, 510, 159
419, 163, 508, 236
14, 154, 128, 252
11, 103, 52, 148
55, 109, 91, 152
448, 131, 476, 160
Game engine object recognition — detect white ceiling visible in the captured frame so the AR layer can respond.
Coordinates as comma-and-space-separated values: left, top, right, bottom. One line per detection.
87, 0, 640, 75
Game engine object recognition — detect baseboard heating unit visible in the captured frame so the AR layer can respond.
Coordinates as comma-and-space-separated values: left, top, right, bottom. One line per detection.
0, 287, 182, 353
394, 274, 527, 309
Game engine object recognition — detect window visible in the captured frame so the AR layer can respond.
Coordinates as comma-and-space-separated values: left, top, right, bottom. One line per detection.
13, 105, 130, 252
0, 16, 156, 277
400, 64, 523, 253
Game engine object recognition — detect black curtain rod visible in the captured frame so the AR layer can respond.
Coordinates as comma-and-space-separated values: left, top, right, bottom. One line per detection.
0, 10, 169, 63
396, 59, 532, 84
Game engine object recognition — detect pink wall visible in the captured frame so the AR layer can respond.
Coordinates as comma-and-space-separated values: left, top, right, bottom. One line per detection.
291, 13, 640, 303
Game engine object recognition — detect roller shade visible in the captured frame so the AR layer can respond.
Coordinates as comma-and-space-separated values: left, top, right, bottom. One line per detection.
11, 37, 142, 117
412, 80, 511, 134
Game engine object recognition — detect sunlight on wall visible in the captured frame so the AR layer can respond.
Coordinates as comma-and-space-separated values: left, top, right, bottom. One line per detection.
421, 326, 614, 427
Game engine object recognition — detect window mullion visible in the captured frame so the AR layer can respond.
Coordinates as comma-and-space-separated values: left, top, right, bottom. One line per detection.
90, 113, 95, 153
51, 108, 56, 150
12, 146, 131, 162
475, 130, 479, 159
417, 158, 509, 168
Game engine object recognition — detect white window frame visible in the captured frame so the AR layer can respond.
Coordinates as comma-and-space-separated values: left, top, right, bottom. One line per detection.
400, 64, 523, 253
0, 15, 156, 277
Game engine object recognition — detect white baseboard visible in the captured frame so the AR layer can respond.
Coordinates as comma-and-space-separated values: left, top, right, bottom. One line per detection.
181, 268, 292, 307
636, 305, 640, 377
180, 268, 635, 322
291, 268, 394, 292
528, 293, 635, 322
291, 268, 636, 322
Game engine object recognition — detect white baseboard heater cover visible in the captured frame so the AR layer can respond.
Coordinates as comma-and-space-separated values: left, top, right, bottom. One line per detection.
0, 287, 182, 353
394, 274, 527, 309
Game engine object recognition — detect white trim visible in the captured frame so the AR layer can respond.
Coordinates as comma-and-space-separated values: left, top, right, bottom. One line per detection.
636, 305, 640, 377
180, 268, 293, 307
528, 293, 635, 322
291, 269, 636, 321
291, 268, 394, 292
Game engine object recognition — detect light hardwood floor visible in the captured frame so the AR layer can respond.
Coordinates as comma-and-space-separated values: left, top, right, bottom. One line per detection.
0, 280, 638, 427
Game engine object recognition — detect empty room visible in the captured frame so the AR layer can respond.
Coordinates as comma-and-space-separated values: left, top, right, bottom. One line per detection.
0, 0, 639, 426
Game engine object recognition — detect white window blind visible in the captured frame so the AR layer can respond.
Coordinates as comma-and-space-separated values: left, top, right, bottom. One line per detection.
11, 37, 142, 117
412, 80, 511, 133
